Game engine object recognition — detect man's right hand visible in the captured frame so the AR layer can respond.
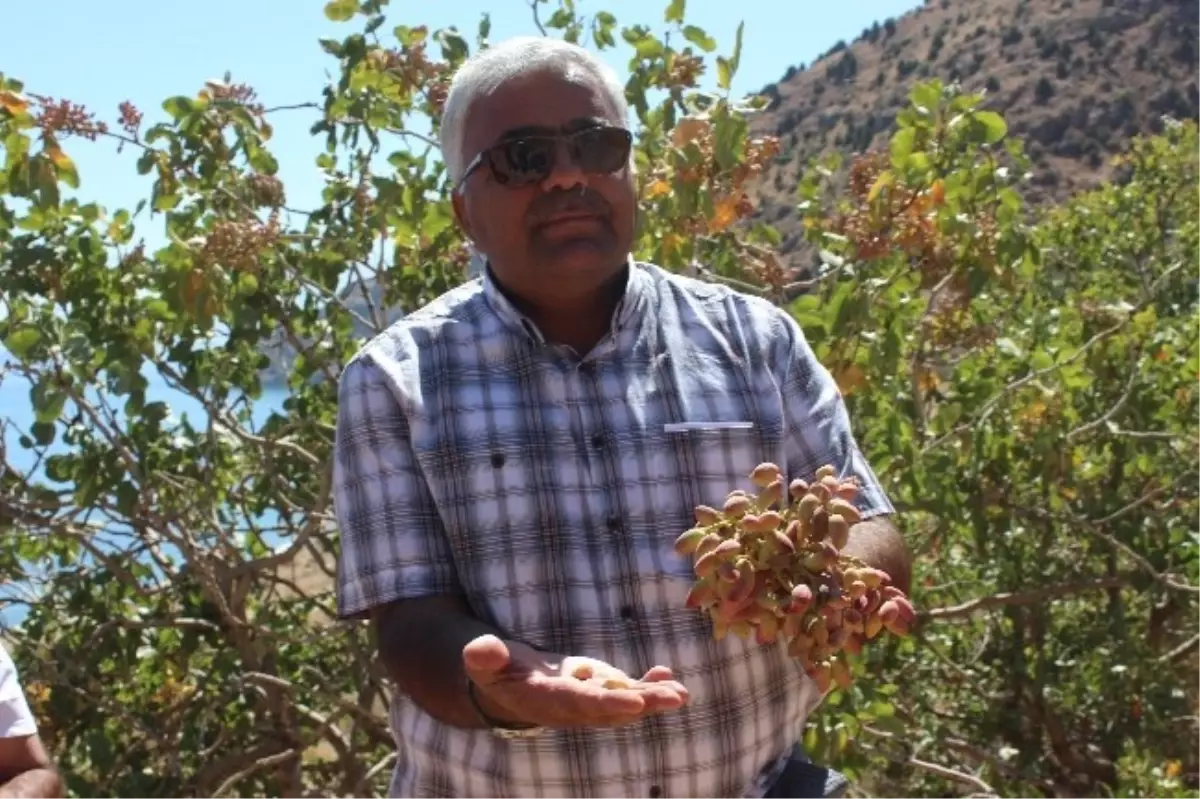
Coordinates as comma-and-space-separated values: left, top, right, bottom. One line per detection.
462, 634, 690, 730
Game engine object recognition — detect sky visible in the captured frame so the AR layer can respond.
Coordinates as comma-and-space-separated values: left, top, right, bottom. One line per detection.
3, 0, 923, 226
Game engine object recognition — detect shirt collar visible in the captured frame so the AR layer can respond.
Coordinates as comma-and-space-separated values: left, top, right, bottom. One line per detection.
480, 254, 648, 347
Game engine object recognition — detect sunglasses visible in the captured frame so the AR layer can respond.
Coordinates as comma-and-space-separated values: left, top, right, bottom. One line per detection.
456, 126, 633, 191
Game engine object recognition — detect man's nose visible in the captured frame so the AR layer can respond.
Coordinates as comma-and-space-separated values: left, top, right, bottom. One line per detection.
539, 139, 587, 192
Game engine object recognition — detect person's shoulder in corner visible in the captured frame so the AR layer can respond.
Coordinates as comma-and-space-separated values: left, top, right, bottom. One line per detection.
0, 643, 62, 798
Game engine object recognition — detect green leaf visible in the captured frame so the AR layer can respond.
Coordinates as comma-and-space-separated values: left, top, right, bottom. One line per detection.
729, 20, 744, 75
248, 146, 279, 175
323, 0, 358, 22
910, 80, 941, 115
682, 25, 716, 52
664, 0, 685, 24
973, 110, 1008, 143
162, 96, 194, 120
136, 150, 157, 176
32, 156, 59, 209
393, 25, 428, 47
31, 379, 67, 425
237, 272, 259, 296
44, 454, 72, 483
30, 420, 55, 447
634, 35, 664, 60
5, 326, 40, 358
436, 29, 469, 64
716, 57, 732, 90
889, 127, 916, 170
872, 712, 907, 736
995, 337, 1023, 358
712, 109, 747, 170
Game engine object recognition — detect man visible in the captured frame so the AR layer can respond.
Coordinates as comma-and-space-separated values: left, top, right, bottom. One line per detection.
333, 35, 910, 798
0, 644, 61, 799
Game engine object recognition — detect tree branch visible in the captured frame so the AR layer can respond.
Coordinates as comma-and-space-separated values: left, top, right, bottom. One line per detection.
922, 575, 1130, 622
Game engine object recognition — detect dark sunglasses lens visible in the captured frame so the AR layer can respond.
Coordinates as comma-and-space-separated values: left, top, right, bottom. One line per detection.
493, 138, 557, 185
575, 128, 631, 173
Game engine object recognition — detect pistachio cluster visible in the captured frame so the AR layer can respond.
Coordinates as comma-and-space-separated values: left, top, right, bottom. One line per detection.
674, 462, 915, 693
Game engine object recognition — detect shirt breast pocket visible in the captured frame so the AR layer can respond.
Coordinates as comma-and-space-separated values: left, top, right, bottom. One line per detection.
660, 422, 767, 500
635, 421, 776, 582
638, 417, 758, 535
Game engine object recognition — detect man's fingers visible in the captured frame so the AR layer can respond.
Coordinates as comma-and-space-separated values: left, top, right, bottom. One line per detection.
637, 667, 690, 710
461, 634, 512, 686
640, 665, 677, 683
505, 674, 647, 727
472, 649, 689, 730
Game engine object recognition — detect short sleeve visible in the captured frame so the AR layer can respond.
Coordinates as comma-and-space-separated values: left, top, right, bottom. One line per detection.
770, 309, 895, 521
333, 353, 461, 621
0, 644, 37, 739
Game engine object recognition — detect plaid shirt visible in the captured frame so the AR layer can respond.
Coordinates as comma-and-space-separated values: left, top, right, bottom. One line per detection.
333, 260, 894, 798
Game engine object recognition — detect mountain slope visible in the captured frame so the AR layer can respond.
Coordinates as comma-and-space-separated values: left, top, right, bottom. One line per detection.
747, 0, 1199, 259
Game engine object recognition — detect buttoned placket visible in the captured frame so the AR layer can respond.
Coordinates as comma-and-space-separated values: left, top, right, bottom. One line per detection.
485, 264, 660, 793
576, 350, 662, 791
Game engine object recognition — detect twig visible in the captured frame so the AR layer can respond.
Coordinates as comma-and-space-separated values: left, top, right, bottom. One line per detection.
264, 102, 321, 114
213, 748, 300, 798
354, 751, 397, 797
1065, 352, 1140, 442
907, 756, 997, 796
1160, 632, 1200, 665
529, 0, 548, 35
233, 461, 331, 578
922, 575, 1130, 622
941, 736, 1059, 794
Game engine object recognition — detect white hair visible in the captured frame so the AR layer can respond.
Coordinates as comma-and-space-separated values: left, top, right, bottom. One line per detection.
440, 36, 631, 187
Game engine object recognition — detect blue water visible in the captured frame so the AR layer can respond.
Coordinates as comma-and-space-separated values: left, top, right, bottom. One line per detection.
1, 359, 291, 628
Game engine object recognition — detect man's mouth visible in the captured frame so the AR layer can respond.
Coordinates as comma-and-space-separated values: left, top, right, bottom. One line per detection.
535, 211, 605, 231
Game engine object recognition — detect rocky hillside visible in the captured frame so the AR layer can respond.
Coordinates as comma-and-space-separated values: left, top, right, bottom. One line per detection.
748, 0, 1199, 260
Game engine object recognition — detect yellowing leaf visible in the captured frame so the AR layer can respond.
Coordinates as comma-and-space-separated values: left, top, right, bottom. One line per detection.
834, 364, 866, 396
646, 179, 671, 199
867, 170, 894, 203
46, 146, 70, 168
708, 194, 739, 233
1018, 398, 1047, 424
916, 367, 941, 395
0, 90, 28, 114
930, 178, 946, 206
46, 146, 80, 190
661, 231, 685, 260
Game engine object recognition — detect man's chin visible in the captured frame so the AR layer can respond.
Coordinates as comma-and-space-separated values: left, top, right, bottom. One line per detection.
534, 236, 620, 273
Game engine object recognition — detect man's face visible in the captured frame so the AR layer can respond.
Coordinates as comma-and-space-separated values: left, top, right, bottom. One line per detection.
452, 67, 637, 300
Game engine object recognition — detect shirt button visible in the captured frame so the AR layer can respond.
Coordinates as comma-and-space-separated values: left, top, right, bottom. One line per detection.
619, 605, 634, 620
591, 433, 605, 449
649, 786, 662, 798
